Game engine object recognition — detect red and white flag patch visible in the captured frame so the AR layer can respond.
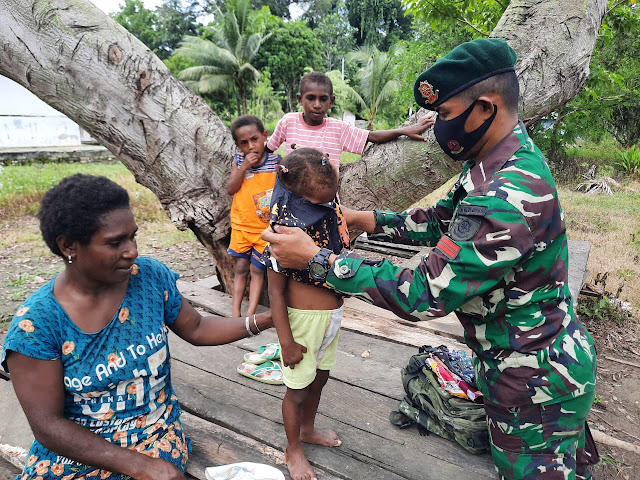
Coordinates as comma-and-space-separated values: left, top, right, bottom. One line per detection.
436, 236, 461, 260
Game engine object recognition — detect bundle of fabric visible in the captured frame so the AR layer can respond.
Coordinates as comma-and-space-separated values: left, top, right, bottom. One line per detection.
390, 345, 491, 455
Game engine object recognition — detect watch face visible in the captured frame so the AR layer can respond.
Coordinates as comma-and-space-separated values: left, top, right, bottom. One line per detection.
309, 262, 327, 279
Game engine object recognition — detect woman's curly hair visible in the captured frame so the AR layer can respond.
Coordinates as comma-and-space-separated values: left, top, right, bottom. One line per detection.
38, 174, 130, 257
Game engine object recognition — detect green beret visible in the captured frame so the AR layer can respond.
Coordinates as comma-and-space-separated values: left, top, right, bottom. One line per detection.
414, 38, 517, 110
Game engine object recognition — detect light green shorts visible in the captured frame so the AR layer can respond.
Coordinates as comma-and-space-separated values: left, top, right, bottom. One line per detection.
281, 306, 343, 390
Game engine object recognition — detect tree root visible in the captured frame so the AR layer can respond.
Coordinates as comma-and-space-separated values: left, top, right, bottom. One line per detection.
592, 429, 640, 454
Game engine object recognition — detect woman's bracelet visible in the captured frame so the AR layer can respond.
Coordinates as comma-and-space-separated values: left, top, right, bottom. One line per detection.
245, 316, 255, 337
245, 315, 261, 337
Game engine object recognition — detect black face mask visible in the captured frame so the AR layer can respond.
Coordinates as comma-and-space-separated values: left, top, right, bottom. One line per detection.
434, 100, 497, 160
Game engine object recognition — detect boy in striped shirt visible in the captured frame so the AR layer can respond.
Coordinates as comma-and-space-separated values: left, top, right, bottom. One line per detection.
267, 71, 434, 173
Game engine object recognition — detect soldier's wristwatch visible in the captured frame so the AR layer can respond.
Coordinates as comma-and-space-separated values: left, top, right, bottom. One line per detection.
307, 248, 332, 282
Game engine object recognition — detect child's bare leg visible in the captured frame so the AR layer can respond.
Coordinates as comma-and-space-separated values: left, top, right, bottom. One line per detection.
300, 370, 341, 446
283, 386, 317, 480
232, 257, 250, 317
246, 263, 265, 315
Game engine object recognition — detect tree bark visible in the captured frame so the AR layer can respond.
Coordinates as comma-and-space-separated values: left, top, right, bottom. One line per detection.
494, 0, 608, 125
0, 0, 607, 293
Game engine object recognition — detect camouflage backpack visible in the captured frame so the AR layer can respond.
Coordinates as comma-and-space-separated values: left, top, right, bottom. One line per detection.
390, 345, 491, 455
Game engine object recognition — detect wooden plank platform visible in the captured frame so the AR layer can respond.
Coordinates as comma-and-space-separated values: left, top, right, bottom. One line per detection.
0, 291, 495, 480
172, 283, 494, 479
169, 330, 495, 480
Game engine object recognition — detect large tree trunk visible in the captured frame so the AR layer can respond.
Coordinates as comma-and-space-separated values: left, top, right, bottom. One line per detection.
0, 0, 607, 293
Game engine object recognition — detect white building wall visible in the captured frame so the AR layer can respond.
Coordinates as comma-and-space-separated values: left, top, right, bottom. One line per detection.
0, 76, 82, 147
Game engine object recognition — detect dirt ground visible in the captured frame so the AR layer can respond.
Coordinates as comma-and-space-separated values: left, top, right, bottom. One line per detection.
1, 216, 639, 479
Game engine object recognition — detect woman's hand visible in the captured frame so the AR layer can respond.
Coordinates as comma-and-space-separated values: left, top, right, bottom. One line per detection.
136, 458, 186, 480
261, 225, 319, 270
280, 341, 307, 369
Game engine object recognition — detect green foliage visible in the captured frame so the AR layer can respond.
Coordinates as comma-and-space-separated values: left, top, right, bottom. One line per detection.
313, 0, 357, 71
254, 0, 292, 18
247, 70, 284, 126
346, 0, 414, 49
534, 2, 640, 164
615, 145, 640, 177
111, 0, 201, 59
347, 46, 402, 129
574, 3, 640, 147
388, 24, 472, 119
577, 296, 628, 324
402, 0, 506, 37
155, 0, 202, 59
302, 0, 336, 27
253, 18, 324, 111
173, 0, 270, 115
325, 70, 362, 119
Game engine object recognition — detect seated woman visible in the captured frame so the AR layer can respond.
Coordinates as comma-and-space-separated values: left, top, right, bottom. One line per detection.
1, 174, 272, 480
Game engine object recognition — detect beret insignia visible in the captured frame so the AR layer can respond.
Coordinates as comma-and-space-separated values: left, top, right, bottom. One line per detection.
418, 80, 439, 104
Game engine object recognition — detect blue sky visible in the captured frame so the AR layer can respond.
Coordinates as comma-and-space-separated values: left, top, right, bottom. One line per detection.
90, 0, 163, 15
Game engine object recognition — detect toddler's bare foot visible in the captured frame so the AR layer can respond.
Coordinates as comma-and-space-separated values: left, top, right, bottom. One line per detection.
300, 428, 342, 447
285, 445, 317, 480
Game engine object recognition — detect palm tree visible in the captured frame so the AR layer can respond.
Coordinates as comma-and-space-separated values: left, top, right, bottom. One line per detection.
174, 0, 270, 116
347, 46, 401, 130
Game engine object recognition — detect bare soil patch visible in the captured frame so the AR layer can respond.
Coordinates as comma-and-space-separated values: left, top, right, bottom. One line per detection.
1, 216, 639, 478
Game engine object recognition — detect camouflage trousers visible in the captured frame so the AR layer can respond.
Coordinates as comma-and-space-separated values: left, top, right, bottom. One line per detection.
485, 391, 598, 480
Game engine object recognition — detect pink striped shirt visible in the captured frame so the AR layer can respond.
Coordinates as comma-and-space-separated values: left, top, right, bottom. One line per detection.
267, 113, 369, 172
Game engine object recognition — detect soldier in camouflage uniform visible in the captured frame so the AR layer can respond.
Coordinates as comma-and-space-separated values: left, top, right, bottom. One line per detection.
262, 38, 598, 480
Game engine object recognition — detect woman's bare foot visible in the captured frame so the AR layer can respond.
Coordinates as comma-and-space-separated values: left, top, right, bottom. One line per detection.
300, 428, 342, 447
285, 444, 317, 480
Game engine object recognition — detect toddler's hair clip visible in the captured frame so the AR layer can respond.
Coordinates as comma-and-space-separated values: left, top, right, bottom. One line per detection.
277, 165, 289, 173
321, 154, 329, 166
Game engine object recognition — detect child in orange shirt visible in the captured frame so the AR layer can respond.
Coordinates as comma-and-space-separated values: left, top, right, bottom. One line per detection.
227, 115, 281, 317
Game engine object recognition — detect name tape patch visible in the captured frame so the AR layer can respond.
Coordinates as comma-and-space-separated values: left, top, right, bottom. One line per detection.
457, 205, 487, 216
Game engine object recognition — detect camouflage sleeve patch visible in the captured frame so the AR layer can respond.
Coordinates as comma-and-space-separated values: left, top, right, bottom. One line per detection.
448, 203, 488, 242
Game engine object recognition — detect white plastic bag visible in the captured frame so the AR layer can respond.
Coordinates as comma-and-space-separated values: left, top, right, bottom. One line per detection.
204, 462, 285, 480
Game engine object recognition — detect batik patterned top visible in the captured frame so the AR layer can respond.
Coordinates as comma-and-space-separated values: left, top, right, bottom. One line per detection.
230, 152, 281, 233
326, 123, 597, 407
267, 113, 369, 171
1, 257, 191, 479
263, 177, 350, 290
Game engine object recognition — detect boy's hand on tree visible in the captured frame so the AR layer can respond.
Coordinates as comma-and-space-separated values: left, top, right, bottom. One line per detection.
403, 116, 435, 141
281, 341, 307, 368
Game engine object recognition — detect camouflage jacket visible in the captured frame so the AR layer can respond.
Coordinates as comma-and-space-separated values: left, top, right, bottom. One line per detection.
327, 123, 596, 407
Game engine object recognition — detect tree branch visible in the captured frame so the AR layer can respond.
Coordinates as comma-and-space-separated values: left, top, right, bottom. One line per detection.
605, 0, 631, 17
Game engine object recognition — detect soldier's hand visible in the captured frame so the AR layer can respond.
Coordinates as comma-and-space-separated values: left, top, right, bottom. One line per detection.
261, 225, 319, 270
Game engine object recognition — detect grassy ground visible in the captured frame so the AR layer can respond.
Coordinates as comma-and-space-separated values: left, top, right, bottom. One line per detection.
0, 162, 196, 244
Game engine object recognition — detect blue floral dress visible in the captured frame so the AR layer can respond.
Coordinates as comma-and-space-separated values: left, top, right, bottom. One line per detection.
1, 257, 191, 479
